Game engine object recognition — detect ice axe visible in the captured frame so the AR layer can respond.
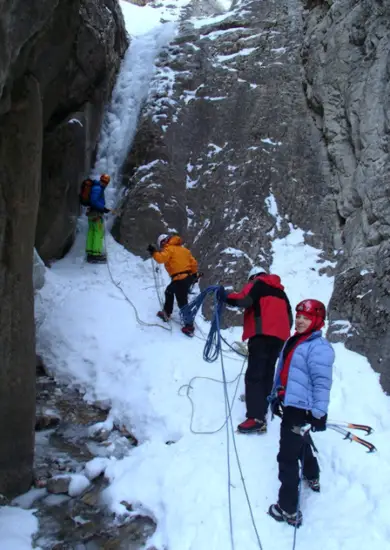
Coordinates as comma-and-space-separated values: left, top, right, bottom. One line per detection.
327, 421, 376, 453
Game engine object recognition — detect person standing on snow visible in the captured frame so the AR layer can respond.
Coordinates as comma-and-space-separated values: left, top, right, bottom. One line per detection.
86, 174, 112, 264
218, 268, 292, 434
147, 234, 199, 337
268, 299, 334, 528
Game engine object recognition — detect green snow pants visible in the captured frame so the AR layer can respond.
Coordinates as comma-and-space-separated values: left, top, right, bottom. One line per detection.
86, 214, 104, 256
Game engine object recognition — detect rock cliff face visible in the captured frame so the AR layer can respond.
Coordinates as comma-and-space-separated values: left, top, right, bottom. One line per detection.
301, 0, 390, 391
115, 0, 337, 321
0, 0, 127, 496
116, 0, 390, 391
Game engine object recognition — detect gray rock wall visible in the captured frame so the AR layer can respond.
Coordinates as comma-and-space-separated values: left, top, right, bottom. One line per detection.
115, 0, 337, 323
301, 0, 390, 391
117, 0, 390, 392
0, 0, 127, 496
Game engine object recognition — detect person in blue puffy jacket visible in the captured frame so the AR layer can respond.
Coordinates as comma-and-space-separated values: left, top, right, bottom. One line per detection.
268, 298, 334, 528
86, 173, 112, 263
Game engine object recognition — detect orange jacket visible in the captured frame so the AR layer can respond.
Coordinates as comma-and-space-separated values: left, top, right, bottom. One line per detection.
152, 236, 198, 280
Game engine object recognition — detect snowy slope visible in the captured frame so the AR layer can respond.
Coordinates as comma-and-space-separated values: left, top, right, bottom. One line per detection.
32, 1, 390, 550
35, 218, 390, 550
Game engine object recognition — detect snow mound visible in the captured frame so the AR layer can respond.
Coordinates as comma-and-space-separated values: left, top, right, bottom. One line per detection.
35, 226, 390, 550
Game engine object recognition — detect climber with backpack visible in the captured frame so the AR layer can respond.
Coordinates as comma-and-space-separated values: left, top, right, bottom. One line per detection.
147, 234, 200, 337
217, 267, 292, 434
81, 173, 112, 263
267, 299, 334, 528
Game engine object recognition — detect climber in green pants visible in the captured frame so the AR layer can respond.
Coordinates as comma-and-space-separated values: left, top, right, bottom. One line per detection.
86, 213, 105, 261
86, 173, 112, 263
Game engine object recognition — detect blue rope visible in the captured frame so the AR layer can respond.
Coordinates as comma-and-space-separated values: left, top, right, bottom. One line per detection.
180, 285, 225, 362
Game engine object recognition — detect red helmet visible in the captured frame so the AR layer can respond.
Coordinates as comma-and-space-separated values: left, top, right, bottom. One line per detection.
296, 299, 326, 320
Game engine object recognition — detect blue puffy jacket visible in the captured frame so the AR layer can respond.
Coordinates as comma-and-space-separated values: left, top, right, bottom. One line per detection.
89, 181, 106, 212
271, 331, 334, 419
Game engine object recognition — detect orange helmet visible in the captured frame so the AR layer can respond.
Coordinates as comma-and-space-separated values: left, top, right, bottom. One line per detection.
100, 174, 111, 185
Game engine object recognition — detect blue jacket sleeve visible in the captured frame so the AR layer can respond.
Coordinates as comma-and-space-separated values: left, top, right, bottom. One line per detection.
90, 183, 106, 212
308, 340, 335, 418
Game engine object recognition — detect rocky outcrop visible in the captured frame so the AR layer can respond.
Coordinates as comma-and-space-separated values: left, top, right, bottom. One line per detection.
116, 0, 390, 392
0, 0, 127, 497
0, 73, 42, 498
115, 0, 337, 323
301, 0, 390, 391
36, 0, 128, 261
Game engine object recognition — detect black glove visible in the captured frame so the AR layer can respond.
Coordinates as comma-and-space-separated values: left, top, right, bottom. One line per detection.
270, 396, 283, 419
217, 285, 228, 302
310, 413, 327, 432
147, 244, 156, 255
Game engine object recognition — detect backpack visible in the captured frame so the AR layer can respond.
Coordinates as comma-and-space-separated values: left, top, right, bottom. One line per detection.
79, 179, 94, 206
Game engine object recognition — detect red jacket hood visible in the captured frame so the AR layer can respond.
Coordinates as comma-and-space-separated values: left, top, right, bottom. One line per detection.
255, 273, 284, 290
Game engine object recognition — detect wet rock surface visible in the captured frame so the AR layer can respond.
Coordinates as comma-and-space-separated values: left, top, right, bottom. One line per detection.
115, 0, 390, 390
301, 0, 390, 392
6, 368, 155, 550
0, 0, 128, 497
115, 0, 337, 326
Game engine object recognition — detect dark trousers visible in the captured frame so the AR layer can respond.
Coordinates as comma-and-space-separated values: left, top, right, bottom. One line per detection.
164, 276, 193, 322
245, 335, 283, 421
278, 407, 319, 514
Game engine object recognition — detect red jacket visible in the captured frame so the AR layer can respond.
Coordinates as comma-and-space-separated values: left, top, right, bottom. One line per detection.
227, 274, 292, 342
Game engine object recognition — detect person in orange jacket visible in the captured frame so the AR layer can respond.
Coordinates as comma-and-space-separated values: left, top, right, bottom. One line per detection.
147, 234, 199, 337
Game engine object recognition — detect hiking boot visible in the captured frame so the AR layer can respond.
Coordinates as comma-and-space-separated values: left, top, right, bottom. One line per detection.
87, 254, 106, 264
181, 325, 195, 337
304, 477, 320, 492
268, 503, 302, 528
157, 311, 170, 323
237, 418, 267, 434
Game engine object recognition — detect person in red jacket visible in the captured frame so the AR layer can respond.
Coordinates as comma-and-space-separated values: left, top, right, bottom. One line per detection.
219, 267, 292, 433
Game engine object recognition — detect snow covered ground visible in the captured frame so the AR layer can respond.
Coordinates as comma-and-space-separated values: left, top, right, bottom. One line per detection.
6, 1, 390, 549
0, 506, 41, 550
33, 218, 390, 550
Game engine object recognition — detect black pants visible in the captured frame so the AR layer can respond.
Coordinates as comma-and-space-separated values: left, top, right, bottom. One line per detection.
245, 335, 283, 421
278, 407, 319, 514
164, 276, 193, 321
